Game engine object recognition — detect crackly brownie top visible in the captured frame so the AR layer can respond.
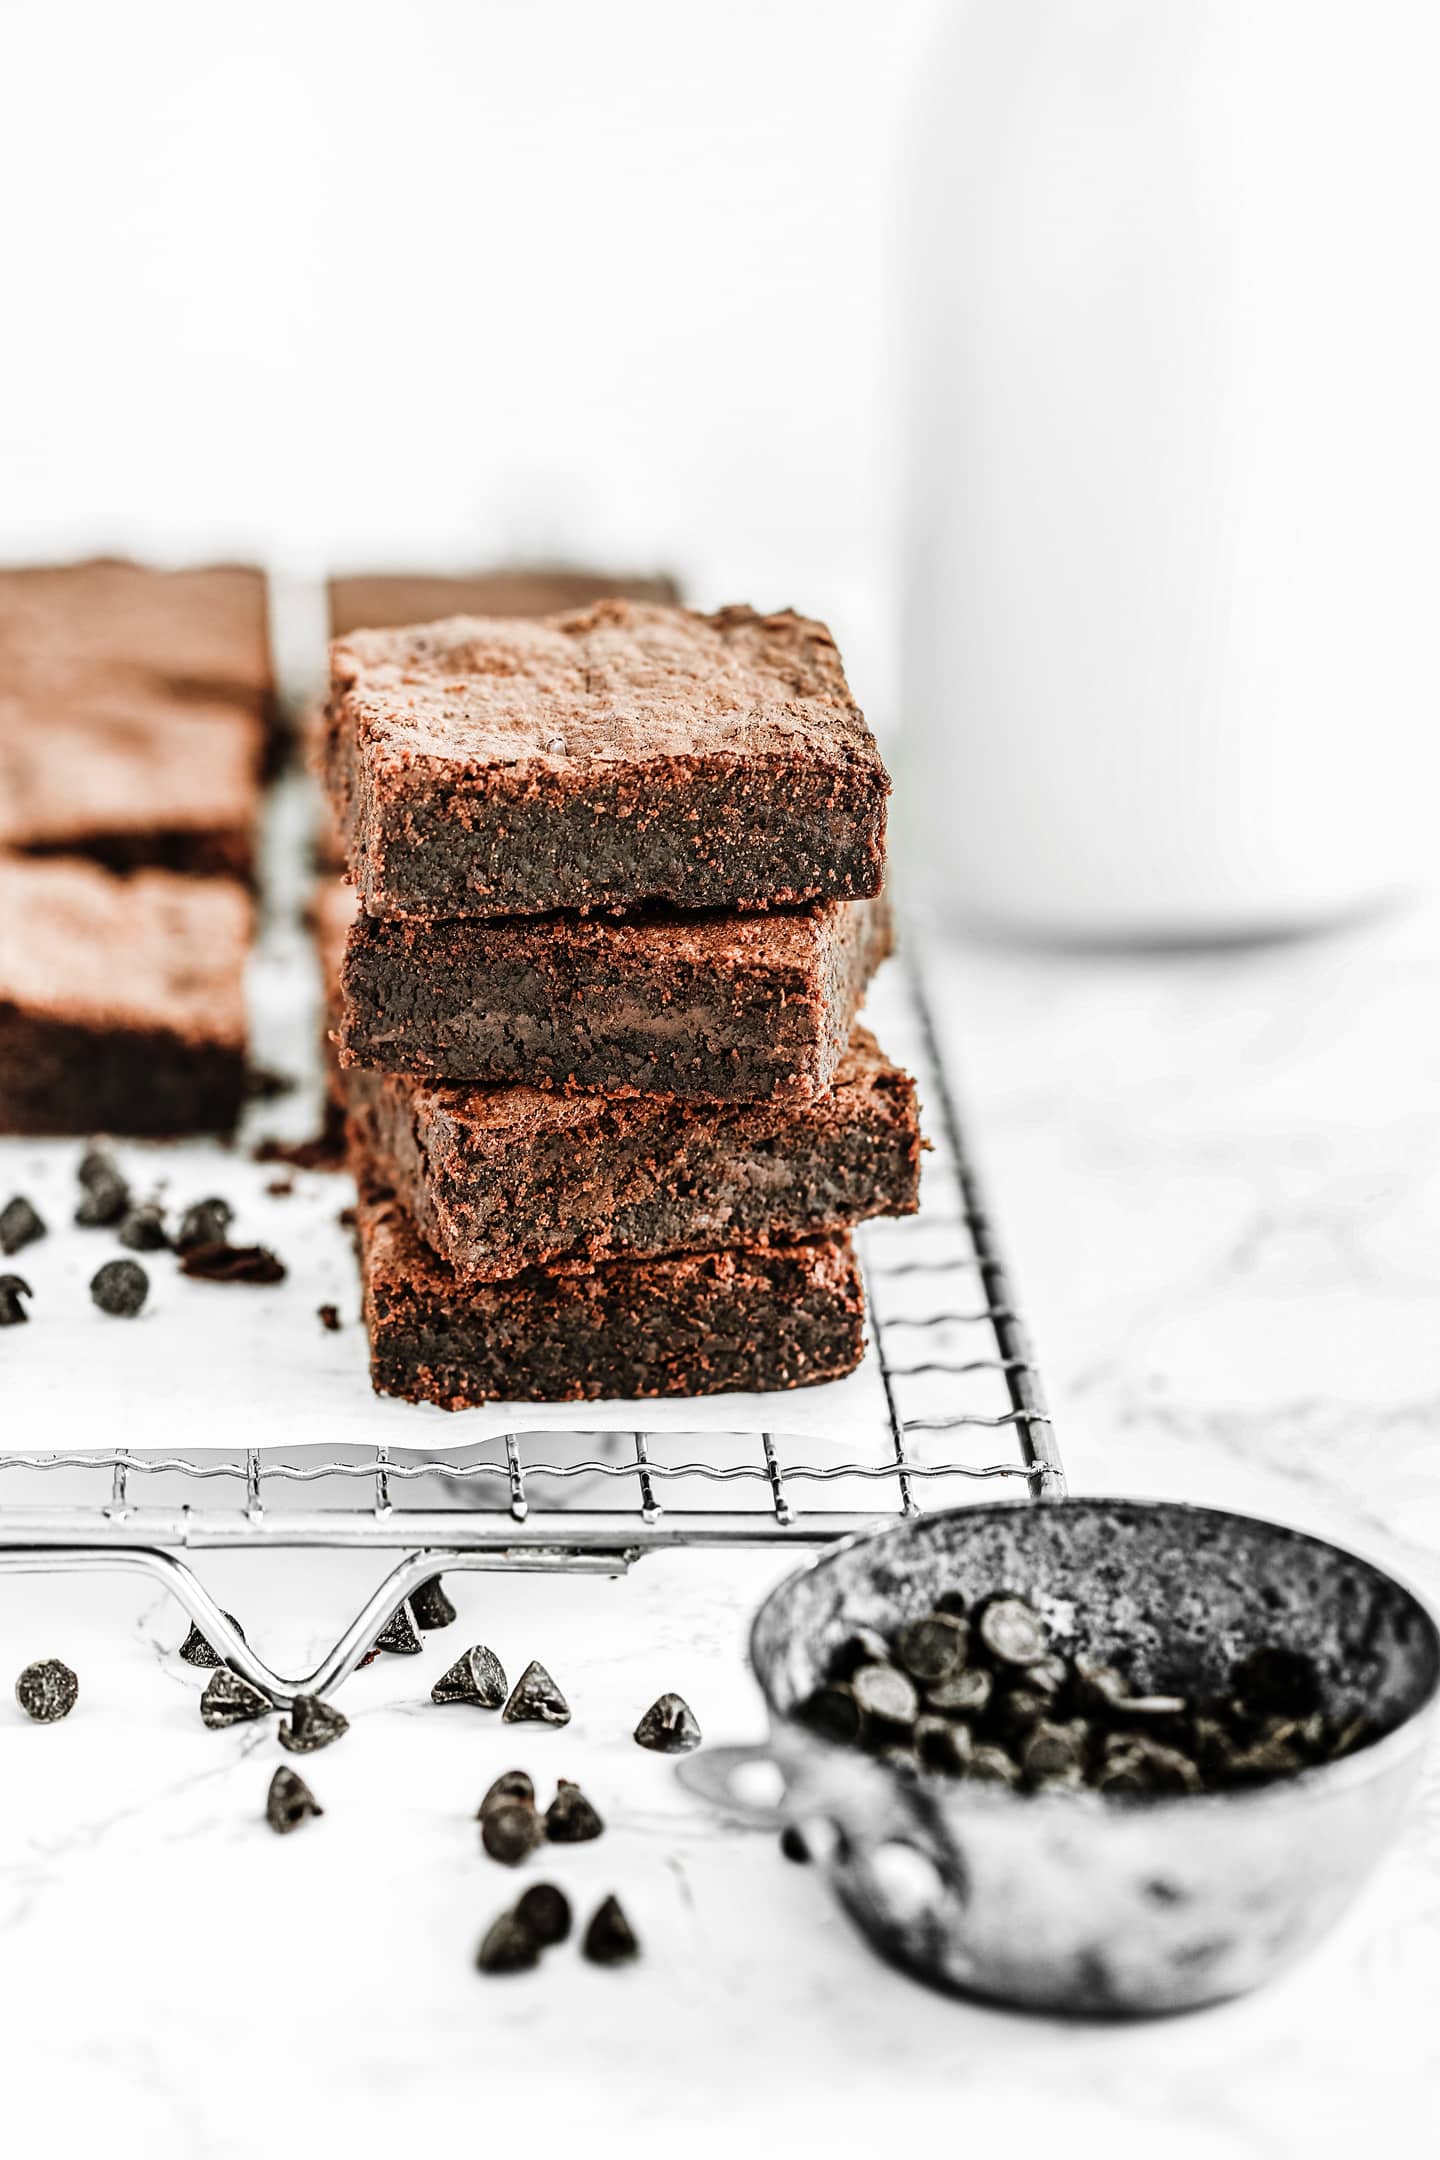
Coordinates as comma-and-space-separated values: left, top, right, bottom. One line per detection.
0, 559, 272, 706
0, 689, 259, 845
328, 567, 679, 640
370, 1024, 910, 1145
330, 600, 881, 773
0, 856, 251, 1041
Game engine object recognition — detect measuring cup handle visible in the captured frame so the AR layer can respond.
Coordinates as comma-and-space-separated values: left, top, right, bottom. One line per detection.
676, 1742, 790, 1828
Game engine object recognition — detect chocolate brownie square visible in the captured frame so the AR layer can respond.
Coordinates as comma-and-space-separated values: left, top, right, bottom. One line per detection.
0, 857, 251, 1135
327, 565, 680, 640
355, 1165, 866, 1409
347, 1025, 921, 1281
0, 687, 262, 881
323, 601, 889, 919
336, 890, 892, 1100
0, 559, 274, 731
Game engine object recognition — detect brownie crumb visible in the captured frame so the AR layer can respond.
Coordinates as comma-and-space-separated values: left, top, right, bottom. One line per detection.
245, 1065, 296, 1103
252, 1103, 348, 1174
0, 1195, 45, 1256
317, 1302, 341, 1332
181, 1242, 287, 1284
266, 1177, 295, 1198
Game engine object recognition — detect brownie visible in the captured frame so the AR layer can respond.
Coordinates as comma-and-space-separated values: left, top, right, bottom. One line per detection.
327, 565, 680, 640
355, 1165, 866, 1409
0, 857, 251, 1135
0, 688, 262, 881
347, 1025, 920, 1281
337, 890, 892, 1100
323, 601, 889, 920
0, 560, 274, 731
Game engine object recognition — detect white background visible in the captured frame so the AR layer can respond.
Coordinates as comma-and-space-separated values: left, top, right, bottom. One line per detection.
0, 0, 943, 724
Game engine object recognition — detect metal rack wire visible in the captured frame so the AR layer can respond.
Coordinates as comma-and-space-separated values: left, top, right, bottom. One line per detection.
0, 950, 1063, 1703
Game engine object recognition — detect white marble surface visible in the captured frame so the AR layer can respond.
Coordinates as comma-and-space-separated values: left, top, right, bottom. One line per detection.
4, 899, 1440, 2155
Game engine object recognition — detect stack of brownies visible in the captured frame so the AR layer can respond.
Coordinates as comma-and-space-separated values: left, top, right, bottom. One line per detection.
321, 599, 923, 1408
0, 561, 271, 1135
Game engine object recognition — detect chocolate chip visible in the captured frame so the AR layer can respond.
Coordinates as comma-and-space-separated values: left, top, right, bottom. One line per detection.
801, 1683, 863, 1743
479, 1770, 535, 1818
179, 1613, 246, 1667
1020, 1720, 1089, 1784
925, 1666, 993, 1718
410, 1576, 457, 1631
826, 1627, 892, 1681
894, 1612, 970, 1684
117, 1202, 169, 1252
316, 1302, 341, 1332
974, 1595, 1048, 1669
633, 1692, 702, 1754
266, 1765, 322, 1834
503, 1660, 570, 1726
200, 1668, 271, 1729
0, 1273, 33, 1326
483, 1800, 544, 1866
0, 1195, 45, 1256
915, 1714, 972, 1773
278, 1693, 349, 1753
75, 1146, 129, 1227
779, 1824, 812, 1863
90, 1258, 148, 1317
476, 1911, 540, 1974
583, 1894, 640, 1966
1072, 1659, 1131, 1714
1230, 1646, 1321, 1719
180, 1242, 286, 1284
515, 1882, 572, 1947
371, 1601, 423, 1656
431, 1645, 507, 1707
176, 1196, 233, 1251
545, 1778, 604, 1843
850, 1663, 919, 1727
964, 1743, 1022, 1788
15, 1658, 78, 1722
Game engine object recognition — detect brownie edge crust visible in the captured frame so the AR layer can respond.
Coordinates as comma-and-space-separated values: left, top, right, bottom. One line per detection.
356, 1171, 867, 1410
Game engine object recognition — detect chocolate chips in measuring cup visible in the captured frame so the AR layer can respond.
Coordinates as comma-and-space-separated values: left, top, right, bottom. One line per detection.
799, 1590, 1361, 1797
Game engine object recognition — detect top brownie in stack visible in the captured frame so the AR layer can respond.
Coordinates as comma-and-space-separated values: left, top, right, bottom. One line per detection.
321, 600, 889, 920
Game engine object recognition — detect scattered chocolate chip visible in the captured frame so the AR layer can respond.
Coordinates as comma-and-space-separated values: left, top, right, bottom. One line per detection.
894, 1612, 970, 1684
851, 1662, 918, 1727
410, 1576, 457, 1631
432, 1644, 507, 1707
545, 1778, 604, 1843
483, 1800, 544, 1866
925, 1666, 992, 1718
90, 1258, 149, 1317
180, 1242, 286, 1284
316, 1303, 341, 1332
583, 1894, 640, 1966
479, 1770, 535, 1818
633, 1692, 702, 1754
476, 1911, 540, 1974
779, 1824, 812, 1863
200, 1668, 272, 1729
964, 1743, 1023, 1788
15, 1658, 78, 1722
75, 1146, 129, 1227
800, 1683, 863, 1743
266, 1765, 322, 1834
278, 1693, 349, 1753
974, 1595, 1048, 1669
826, 1627, 892, 1681
503, 1660, 570, 1726
176, 1196, 234, 1251
0, 1273, 33, 1327
372, 1601, 424, 1656
1020, 1720, 1089, 1785
916, 1714, 972, 1774
117, 1202, 169, 1252
0, 1195, 45, 1256
180, 1613, 246, 1667
515, 1881, 572, 1947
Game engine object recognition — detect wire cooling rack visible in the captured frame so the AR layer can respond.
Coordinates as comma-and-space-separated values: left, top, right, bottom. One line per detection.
0, 949, 1063, 1704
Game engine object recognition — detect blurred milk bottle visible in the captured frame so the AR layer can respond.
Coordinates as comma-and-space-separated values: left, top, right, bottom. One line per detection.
903, 1, 1440, 941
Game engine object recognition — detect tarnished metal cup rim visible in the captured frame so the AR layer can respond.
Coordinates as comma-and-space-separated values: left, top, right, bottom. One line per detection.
746, 1496, 1440, 1815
